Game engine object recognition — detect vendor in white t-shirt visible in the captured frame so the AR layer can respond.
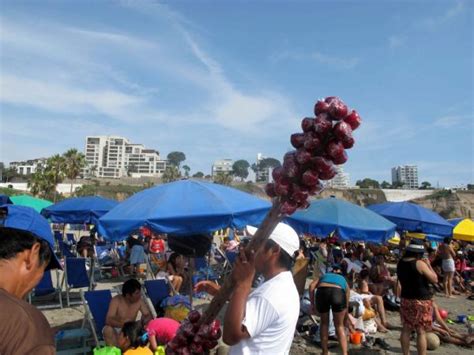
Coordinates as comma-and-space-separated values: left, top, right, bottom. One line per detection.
225, 222, 300, 355
195, 223, 301, 355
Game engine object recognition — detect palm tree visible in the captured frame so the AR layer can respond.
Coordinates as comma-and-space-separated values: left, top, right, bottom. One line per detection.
46, 154, 66, 202
63, 149, 86, 195
182, 165, 191, 178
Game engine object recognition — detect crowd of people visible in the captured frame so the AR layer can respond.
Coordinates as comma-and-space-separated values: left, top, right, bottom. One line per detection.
1, 204, 473, 355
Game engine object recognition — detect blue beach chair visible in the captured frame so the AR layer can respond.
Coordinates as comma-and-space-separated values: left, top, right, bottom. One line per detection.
29, 269, 63, 309
64, 257, 92, 306
143, 279, 171, 318
81, 289, 112, 346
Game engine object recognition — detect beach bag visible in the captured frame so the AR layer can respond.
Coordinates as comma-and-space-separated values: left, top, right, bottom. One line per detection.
93, 346, 121, 355
161, 295, 192, 322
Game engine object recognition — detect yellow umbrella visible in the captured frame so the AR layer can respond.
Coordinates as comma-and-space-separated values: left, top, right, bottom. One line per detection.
406, 232, 426, 240
453, 219, 474, 242
388, 231, 400, 245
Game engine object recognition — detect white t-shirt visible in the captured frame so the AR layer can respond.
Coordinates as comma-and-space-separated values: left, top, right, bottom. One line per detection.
229, 271, 300, 355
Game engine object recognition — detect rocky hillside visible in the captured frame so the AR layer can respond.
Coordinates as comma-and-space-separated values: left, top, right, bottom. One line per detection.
412, 190, 474, 219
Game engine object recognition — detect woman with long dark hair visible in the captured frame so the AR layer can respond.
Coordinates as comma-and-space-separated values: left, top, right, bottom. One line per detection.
397, 240, 438, 355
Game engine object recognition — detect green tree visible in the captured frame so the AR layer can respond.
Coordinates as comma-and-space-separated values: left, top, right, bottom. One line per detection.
167, 151, 186, 168
213, 172, 233, 186
29, 164, 54, 198
355, 178, 380, 189
259, 158, 281, 169
182, 165, 191, 178
232, 160, 250, 181
161, 165, 181, 183
192, 171, 204, 178
392, 181, 404, 189
63, 148, 86, 195
381, 181, 391, 189
45, 154, 66, 202
420, 181, 432, 190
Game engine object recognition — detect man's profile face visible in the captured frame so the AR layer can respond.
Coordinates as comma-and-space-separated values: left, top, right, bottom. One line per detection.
23, 243, 48, 295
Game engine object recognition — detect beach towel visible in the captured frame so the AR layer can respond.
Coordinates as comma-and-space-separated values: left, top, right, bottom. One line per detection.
130, 245, 145, 265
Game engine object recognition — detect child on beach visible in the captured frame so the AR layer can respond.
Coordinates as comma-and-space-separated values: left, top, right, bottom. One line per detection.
146, 317, 180, 352
118, 321, 153, 355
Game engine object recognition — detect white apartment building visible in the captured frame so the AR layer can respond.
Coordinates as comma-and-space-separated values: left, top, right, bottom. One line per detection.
9, 158, 47, 175
392, 165, 419, 189
326, 165, 350, 189
212, 159, 234, 176
84, 136, 167, 179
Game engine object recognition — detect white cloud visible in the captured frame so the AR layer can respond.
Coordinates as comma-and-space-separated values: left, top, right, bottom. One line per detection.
270, 50, 359, 70
433, 115, 471, 128
419, 0, 466, 30
388, 35, 405, 49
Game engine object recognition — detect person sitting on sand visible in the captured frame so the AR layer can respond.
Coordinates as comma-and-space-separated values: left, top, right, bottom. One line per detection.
430, 302, 474, 347
118, 321, 153, 355
167, 253, 186, 293
356, 269, 391, 332
104, 279, 152, 347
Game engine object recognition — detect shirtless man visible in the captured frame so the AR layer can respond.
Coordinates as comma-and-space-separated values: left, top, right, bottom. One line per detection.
439, 237, 456, 297
103, 279, 152, 346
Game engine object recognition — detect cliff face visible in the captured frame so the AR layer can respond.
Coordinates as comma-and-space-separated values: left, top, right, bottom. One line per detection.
411, 191, 474, 219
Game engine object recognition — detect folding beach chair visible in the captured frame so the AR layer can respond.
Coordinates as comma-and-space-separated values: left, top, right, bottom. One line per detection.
59, 238, 76, 258
28, 269, 63, 309
94, 245, 117, 279
81, 289, 112, 347
193, 256, 219, 283
143, 279, 171, 318
63, 257, 93, 306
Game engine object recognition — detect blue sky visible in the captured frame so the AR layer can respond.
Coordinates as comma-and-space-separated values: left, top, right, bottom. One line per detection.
0, 0, 472, 187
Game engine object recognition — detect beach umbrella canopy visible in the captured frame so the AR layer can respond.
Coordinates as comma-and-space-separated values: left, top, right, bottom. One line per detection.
448, 218, 464, 226
367, 201, 453, 237
0, 195, 13, 205
11, 194, 53, 213
405, 232, 444, 243
450, 218, 474, 242
98, 180, 271, 241
285, 197, 397, 243
41, 196, 118, 224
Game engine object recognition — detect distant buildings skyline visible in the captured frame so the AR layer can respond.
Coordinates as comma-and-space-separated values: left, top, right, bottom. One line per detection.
84, 135, 167, 179
392, 165, 419, 189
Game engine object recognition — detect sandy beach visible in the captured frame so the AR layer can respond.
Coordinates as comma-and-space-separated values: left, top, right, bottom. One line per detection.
40, 273, 473, 355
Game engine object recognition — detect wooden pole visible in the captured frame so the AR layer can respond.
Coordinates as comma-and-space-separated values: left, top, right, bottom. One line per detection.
199, 201, 283, 325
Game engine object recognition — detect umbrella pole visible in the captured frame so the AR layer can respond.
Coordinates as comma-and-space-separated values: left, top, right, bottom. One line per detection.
199, 201, 283, 325
188, 257, 194, 309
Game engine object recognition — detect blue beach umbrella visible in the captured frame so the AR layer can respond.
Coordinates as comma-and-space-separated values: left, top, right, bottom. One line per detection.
367, 201, 453, 237
0, 195, 13, 205
285, 197, 396, 243
98, 180, 271, 241
41, 196, 118, 225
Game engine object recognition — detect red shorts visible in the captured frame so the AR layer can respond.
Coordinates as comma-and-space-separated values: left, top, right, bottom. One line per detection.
400, 298, 433, 330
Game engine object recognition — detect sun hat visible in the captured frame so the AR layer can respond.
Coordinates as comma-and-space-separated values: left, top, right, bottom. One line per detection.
406, 239, 425, 254
0, 204, 62, 270
245, 223, 300, 256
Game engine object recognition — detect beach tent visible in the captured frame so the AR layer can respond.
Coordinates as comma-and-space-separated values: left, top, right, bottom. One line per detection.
0, 195, 13, 205
11, 194, 53, 213
367, 201, 453, 237
98, 179, 271, 241
41, 196, 118, 225
285, 197, 396, 244
450, 218, 474, 242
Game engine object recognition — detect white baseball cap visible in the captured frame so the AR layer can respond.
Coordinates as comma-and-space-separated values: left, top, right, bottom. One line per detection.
246, 223, 300, 257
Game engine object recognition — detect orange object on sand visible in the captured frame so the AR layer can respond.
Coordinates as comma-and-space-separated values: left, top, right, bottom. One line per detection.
350, 331, 363, 345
